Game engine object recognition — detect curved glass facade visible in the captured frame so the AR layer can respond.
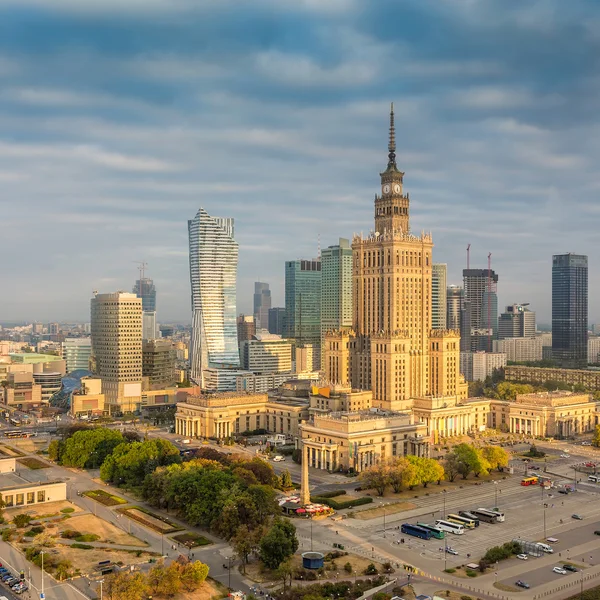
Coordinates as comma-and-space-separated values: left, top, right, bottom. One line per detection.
188, 208, 240, 385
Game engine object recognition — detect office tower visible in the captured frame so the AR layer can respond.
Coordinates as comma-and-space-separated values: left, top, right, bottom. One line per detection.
321, 238, 353, 359
237, 314, 256, 344
32, 323, 43, 335
188, 208, 240, 387
268, 307, 286, 335
460, 351, 507, 382
323, 105, 467, 407
498, 304, 536, 340
588, 337, 600, 364
133, 277, 157, 340
142, 339, 176, 389
240, 335, 293, 373
62, 338, 92, 372
552, 253, 588, 368
446, 285, 462, 330
90, 292, 142, 414
159, 325, 174, 338
285, 258, 322, 364
253, 282, 271, 331
431, 264, 447, 330
48, 323, 60, 335
463, 268, 499, 352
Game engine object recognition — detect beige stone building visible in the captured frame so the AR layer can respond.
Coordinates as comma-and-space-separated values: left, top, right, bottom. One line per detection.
2, 481, 66, 508
91, 292, 143, 414
488, 391, 600, 437
323, 106, 467, 415
4, 372, 42, 409
70, 377, 105, 417
300, 409, 428, 472
175, 392, 308, 439
506, 365, 600, 390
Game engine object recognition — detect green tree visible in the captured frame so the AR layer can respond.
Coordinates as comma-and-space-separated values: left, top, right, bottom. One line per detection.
235, 458, 277, 486
259, 519, 298, 570
452, 444, 490, 479
55, 561, 72, 581
275, 559, 294, 590
104, 572, 148, 600
231, 525, 255, 571
387, 457, 413, 493
419, 458, 445, 487
592, 425, 600, 447
443, 453, 461, 482
13, 514, 32, 528
481, 446, 509, 471
359, 462, 389, 496
279, 469, 293, 489
180, 561, 209, 591
48, 439, 63, 462
60, 428, 125, 469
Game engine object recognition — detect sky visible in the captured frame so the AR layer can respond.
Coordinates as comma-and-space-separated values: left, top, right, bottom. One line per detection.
2, 0, 600, 325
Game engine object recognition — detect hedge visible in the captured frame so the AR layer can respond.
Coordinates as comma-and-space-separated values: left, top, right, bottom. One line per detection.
311, 496, 372, 510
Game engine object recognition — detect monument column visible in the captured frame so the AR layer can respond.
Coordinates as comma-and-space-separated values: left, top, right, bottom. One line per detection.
300, 443, 310, 506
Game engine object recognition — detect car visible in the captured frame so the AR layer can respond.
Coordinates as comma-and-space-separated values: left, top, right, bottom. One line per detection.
585, 462, 596, 467
2, 575, 14, 582
445, 547, 458, 555
572, 514, 584, 520
582, 442, 592, 446
516, 581, 530, 589
12, 582, 26, 590
558, 489, 569, 495
272, 455, 285, 462
553, 567, 567, 575
522, 458, 531, 462
564, 565, 578, 572
516, 554, 528, 560
594, 530, 600, 536
561, 454, 570, 458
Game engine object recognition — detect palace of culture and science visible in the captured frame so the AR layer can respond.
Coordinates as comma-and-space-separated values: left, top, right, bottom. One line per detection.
176, 106, 599, 473
323, 105, 468, 409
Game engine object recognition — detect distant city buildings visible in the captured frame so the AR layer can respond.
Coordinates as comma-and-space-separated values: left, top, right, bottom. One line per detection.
588, 336, 600, 365
268, 307, 286, 336
285, 258, 322, 365
498, 304, 536, 339
133, 277, 157, 340
188, 208, 240, 388
90, 291, 143, 414
446, 285, 462, 331
253, 282, 271, 331
462, 268, 499, 352
431, 264, 447, 329
552, 253, 588, 368
320, 238, 353, 364
460, 351, 507, 382
240, 334, 292, 373
236, 314, 256, 344
61, 338, 92, 373
493, 335, 551, 363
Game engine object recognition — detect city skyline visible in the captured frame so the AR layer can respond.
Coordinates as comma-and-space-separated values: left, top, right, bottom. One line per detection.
3, 1, 600, 323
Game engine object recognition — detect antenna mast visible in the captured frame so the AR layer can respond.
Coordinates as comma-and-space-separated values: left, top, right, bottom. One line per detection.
466, 244, 471, 270
134, 261, 148, 297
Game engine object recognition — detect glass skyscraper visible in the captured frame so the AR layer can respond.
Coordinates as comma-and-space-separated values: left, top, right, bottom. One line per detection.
321, 238, 353, 339
253, 282, 271, 331
188, 208, 240, 385
133, 278, 156, 312
431, 264, 447, 329
552, 253, 588, 368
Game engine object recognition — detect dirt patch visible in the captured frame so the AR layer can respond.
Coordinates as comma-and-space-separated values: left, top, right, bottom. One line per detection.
57, 514, 148, 547
5, 500, 81, 520
18, 457, 49, 469
177, 578, 227, 600
352, 502, 417, 520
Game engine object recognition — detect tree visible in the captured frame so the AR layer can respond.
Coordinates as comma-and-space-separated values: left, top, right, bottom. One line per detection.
481, 446, 509, 471
443, 453, 461, 482
59, 428, 125, 469
104, 572, 148, 600
419, 458, 445, 487
259, 519, 298, 570
387, 457, 412, 493
232, 524, 264, 571
593, 425, 600, 448
180, 561, 209, 591
275, 559, 294, 590
279, 469, 293, 489
148, 562, 182, 597
13, 514, 32, 528
452, 444, 490, 479
55, 561, 72, 581
359, 463, 389, 496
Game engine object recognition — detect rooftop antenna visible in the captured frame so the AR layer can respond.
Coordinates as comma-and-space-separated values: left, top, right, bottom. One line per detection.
466, 244, 471, 270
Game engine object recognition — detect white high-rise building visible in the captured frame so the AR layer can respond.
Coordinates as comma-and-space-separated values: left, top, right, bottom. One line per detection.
432, 264, 447, 329
188, 208, 240, 388
62, 338, 92, 373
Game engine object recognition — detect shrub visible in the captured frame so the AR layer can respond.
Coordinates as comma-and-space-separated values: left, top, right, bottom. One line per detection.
466, 570, 477, 578
365, 563, 378, 575
344, 562, 353, 573
75, 534, 100, 542
444, 568, 456, 573
13, 514, 32, 528
311, 496, 372, 510
60, 508, 75, 514
28, 526, 45, 535
311, 490, 347, 499
1, 529, 12, 542
461, 596, 473, 600
71, 543, 93, 550
61, 530, 82, 539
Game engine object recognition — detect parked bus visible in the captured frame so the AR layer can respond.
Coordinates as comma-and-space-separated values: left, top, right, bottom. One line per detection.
521, 477, 539, 486
4, 430, 29, 439
9, 418, 20, 427
416, 523, 445, 539
469, 509, 497, 524
401, 523, 431, 540
588, 475, 600, 483
458, 511, 481, 526
447, 514, 477, 529
434, 519, 465, 535
477, 508, 505, 523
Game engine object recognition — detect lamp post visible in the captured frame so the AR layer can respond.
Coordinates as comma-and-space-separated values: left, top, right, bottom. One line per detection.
383, 504, 388, 538
99, 579, 104, 600
310, 518, 313, 551
541, 484, 547, 539
580, 570, 584, 600
493, 481, 498, 509
442, 489, 447, 519
40, 551, 45, 600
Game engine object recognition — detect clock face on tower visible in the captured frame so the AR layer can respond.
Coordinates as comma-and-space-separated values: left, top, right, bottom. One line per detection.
394, 183, 401, 194
382, 184, 390, 195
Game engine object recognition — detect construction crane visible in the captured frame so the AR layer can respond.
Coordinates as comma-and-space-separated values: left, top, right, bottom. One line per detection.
133, 261, 148, 296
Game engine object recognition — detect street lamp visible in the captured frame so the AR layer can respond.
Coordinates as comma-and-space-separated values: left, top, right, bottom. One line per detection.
442, 489, 447, 519
493, 481, 498, 509
99, 579, 104, 600
40, 551, 45, 600
383, 504, 389, 538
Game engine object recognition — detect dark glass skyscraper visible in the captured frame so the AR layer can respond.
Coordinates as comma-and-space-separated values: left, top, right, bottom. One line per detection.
253, 282, 271, 330
552, 253, 588, 368
133, 278, 156, 312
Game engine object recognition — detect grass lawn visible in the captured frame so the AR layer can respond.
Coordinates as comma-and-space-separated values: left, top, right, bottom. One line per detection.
117, 506, 184, 534
84, 489, 128, 506
172, 532, 212, 547
17, 457, 49, 469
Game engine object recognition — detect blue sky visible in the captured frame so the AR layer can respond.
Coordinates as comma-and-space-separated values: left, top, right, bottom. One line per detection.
3, 0, 600, 324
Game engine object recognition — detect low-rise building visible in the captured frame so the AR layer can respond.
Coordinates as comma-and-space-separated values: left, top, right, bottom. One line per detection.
4, 372, 43, 409
506, 365, 600, 390
70, 377, 105, 417
2, 481, 66, 508
175, 392, 308, 439
299, 409, 429, 472
33, 371, 62, 402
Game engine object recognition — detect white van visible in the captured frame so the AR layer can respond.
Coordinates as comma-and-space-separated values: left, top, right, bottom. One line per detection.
273, 455, 285, 462
536, 543, 554, 554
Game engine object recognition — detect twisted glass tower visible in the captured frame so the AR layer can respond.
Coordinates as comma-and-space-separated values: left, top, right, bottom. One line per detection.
188, 208, 240, 385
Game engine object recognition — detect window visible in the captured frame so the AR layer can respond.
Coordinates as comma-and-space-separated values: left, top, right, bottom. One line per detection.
27, 492, 35, 504
5, 495, 13, 507
16, 494, 24, 506
37, 491, 45, 503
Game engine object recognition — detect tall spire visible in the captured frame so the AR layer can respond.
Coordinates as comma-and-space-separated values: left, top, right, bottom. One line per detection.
387, 102, 396, 169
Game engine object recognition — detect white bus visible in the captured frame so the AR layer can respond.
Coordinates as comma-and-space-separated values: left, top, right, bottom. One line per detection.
477, 508, 505, 523
588, 475, 599, 483
435, 519, 465, 535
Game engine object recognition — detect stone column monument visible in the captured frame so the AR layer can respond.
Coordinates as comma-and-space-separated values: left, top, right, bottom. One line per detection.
300, 442, 310, 505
